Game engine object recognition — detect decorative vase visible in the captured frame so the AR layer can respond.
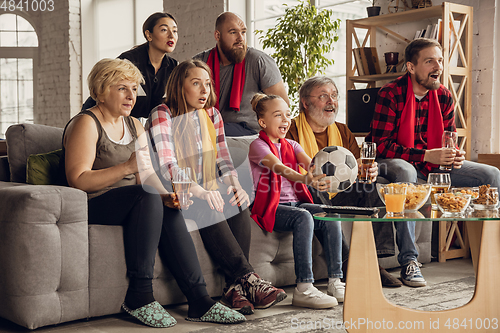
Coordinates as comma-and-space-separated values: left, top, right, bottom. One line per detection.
367, 6, 381, 17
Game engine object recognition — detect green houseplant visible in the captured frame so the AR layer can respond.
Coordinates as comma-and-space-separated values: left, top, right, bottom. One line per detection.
256, 0, 340, 115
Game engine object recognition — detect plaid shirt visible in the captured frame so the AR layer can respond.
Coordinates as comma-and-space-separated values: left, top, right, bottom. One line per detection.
146, 104, 237, 184
365, 73, 455, 175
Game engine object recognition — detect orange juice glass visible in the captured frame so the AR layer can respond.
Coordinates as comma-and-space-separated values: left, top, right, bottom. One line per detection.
384, 185, 407, 217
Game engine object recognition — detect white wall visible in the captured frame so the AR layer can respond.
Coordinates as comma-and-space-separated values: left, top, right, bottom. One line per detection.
164, 0, 225, 62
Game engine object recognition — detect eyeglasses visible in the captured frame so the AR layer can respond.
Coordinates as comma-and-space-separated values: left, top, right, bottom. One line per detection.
307, 93, 340, 102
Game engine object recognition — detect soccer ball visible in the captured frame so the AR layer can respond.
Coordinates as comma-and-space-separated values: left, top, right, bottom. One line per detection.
311, 146, 358, 193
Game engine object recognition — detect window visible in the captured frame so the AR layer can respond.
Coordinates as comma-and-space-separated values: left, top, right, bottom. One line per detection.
0, 13, 38, 138
250, 0, 370, 123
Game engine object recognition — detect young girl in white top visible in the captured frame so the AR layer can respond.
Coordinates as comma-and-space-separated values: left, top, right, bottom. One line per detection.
248, 93, 345, 309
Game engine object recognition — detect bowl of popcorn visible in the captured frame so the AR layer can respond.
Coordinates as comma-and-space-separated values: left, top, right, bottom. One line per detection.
434, 192, 472, 216
377, 183, 432, 211
472, 185, 499, 209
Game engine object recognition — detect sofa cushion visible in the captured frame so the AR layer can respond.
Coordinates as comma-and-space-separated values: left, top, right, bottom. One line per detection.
0, 183, 88, 329
26, 149, 65, 185
5, 124, 64, 183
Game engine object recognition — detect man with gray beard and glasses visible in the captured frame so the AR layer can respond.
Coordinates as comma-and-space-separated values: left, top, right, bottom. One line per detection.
287, 76, 426, 288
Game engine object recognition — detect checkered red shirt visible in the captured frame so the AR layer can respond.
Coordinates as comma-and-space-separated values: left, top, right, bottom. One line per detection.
146, 104, 237, 184
365, 73, 455, 176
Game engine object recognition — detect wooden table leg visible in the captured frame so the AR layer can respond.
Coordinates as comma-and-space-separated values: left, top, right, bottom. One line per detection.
344, 220, 500, 332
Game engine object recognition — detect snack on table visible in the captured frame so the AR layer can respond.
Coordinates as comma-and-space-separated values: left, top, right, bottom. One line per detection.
475, 185, 499, 206
453, 187, 479, 200
379, 183, 431, 210
435, 192, 470, 212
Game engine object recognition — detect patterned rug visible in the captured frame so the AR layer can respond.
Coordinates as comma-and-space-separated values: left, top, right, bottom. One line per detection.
195, 276, 475, 333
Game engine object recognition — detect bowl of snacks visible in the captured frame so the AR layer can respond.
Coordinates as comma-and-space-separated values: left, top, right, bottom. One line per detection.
434, 192, 472, 216
451, 187, 479, 200
377, 183, 432, 211
472, 185, 499, 209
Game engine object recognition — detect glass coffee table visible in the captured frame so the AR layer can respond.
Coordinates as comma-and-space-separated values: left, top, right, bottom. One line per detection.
314, 205, 500, 332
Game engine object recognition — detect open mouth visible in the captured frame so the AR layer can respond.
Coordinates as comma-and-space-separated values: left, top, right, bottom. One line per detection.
199, 97, 206, 104
167, 41, 174, 47
324, 106, 336, 113
278, 125, 288, 134
430, 73, 440, 80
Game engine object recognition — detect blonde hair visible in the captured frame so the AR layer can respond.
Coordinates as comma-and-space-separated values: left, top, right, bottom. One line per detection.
165, 59, 217, 117
251, 93, 283, 121
88, 58, 145, 103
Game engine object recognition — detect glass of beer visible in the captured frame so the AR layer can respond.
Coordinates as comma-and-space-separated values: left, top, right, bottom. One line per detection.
172, 166, 192, 208
384, 184, 407, 217
440, 131, 458, 171
359, 142, 376, 184
427, 173, 451, 209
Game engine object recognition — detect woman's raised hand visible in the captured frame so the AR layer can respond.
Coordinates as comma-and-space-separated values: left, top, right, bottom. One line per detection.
199, 190, 225, 212
226, 185, 250, 208
127, 146, 152, 175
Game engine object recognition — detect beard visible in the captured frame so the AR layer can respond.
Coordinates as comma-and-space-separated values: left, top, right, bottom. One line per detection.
415, 71, 441, 91
220, 38, 247, 64
308, 103, 337, 128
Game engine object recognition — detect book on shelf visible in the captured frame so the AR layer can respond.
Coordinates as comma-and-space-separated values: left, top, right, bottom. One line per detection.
353, 47, 381, 75
352, 48, 365, 76
423, 24, 433, 38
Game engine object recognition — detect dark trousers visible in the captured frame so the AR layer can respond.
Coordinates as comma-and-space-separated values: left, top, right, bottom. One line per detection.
181, 187, 254, 285
309, 181, 396, 260
88, 184, 209, 302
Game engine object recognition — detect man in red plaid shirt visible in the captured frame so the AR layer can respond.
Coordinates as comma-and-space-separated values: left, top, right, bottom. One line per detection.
367, 38, 499, 187
366, 38, 500, 286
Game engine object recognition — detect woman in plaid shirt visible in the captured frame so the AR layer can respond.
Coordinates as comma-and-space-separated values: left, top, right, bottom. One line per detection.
146, 60, 287, 315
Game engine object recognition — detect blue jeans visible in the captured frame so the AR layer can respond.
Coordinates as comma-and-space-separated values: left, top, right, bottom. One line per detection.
273, 202, 342, 283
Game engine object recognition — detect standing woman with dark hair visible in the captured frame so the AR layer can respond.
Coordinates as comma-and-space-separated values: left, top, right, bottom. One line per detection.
82, 12, 179, 119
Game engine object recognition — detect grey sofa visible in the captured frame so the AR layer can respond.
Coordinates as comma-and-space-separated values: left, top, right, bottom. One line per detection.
0, 123, 430, 329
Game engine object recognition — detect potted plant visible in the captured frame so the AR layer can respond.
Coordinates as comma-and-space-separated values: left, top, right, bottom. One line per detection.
367, 0, 381, 17
256, 0, 340, 115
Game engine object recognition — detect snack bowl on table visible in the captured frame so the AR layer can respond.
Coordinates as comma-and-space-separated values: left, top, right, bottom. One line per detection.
451, 187, 479, 200
472, 185, 499, 210
376, 183, 432, 211
434, 192, 472, 216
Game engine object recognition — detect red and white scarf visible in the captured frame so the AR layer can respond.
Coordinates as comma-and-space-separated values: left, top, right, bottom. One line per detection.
397, 75, 444, 171
206, 47, 246, 111
251, 131, 313, 232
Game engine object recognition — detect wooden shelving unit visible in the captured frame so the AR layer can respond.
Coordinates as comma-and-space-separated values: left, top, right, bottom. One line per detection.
346, 2, 473, 159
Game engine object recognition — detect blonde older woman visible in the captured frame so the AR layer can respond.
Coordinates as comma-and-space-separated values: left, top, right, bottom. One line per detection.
63, 58, 245, 328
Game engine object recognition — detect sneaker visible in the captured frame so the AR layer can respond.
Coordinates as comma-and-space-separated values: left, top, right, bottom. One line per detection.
240, 273, 287, 309
220, 283, 254, 315
292, 285, 338, 309
400, 260, 427, 287
327, 278, 345, 302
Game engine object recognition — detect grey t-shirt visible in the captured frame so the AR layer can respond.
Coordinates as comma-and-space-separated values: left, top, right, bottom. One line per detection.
194, 47, 283, 134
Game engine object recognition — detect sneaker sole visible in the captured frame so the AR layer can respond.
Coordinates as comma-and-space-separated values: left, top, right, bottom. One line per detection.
401, 279, 427, 288
254, 291, 287, 309
219, 300, 254, 315
292, 298, 338, 309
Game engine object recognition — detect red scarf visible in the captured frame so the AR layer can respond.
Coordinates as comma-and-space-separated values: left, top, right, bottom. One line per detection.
251, 131, 313, 232
206, 47, 246, 111
397, 74, 444, 170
